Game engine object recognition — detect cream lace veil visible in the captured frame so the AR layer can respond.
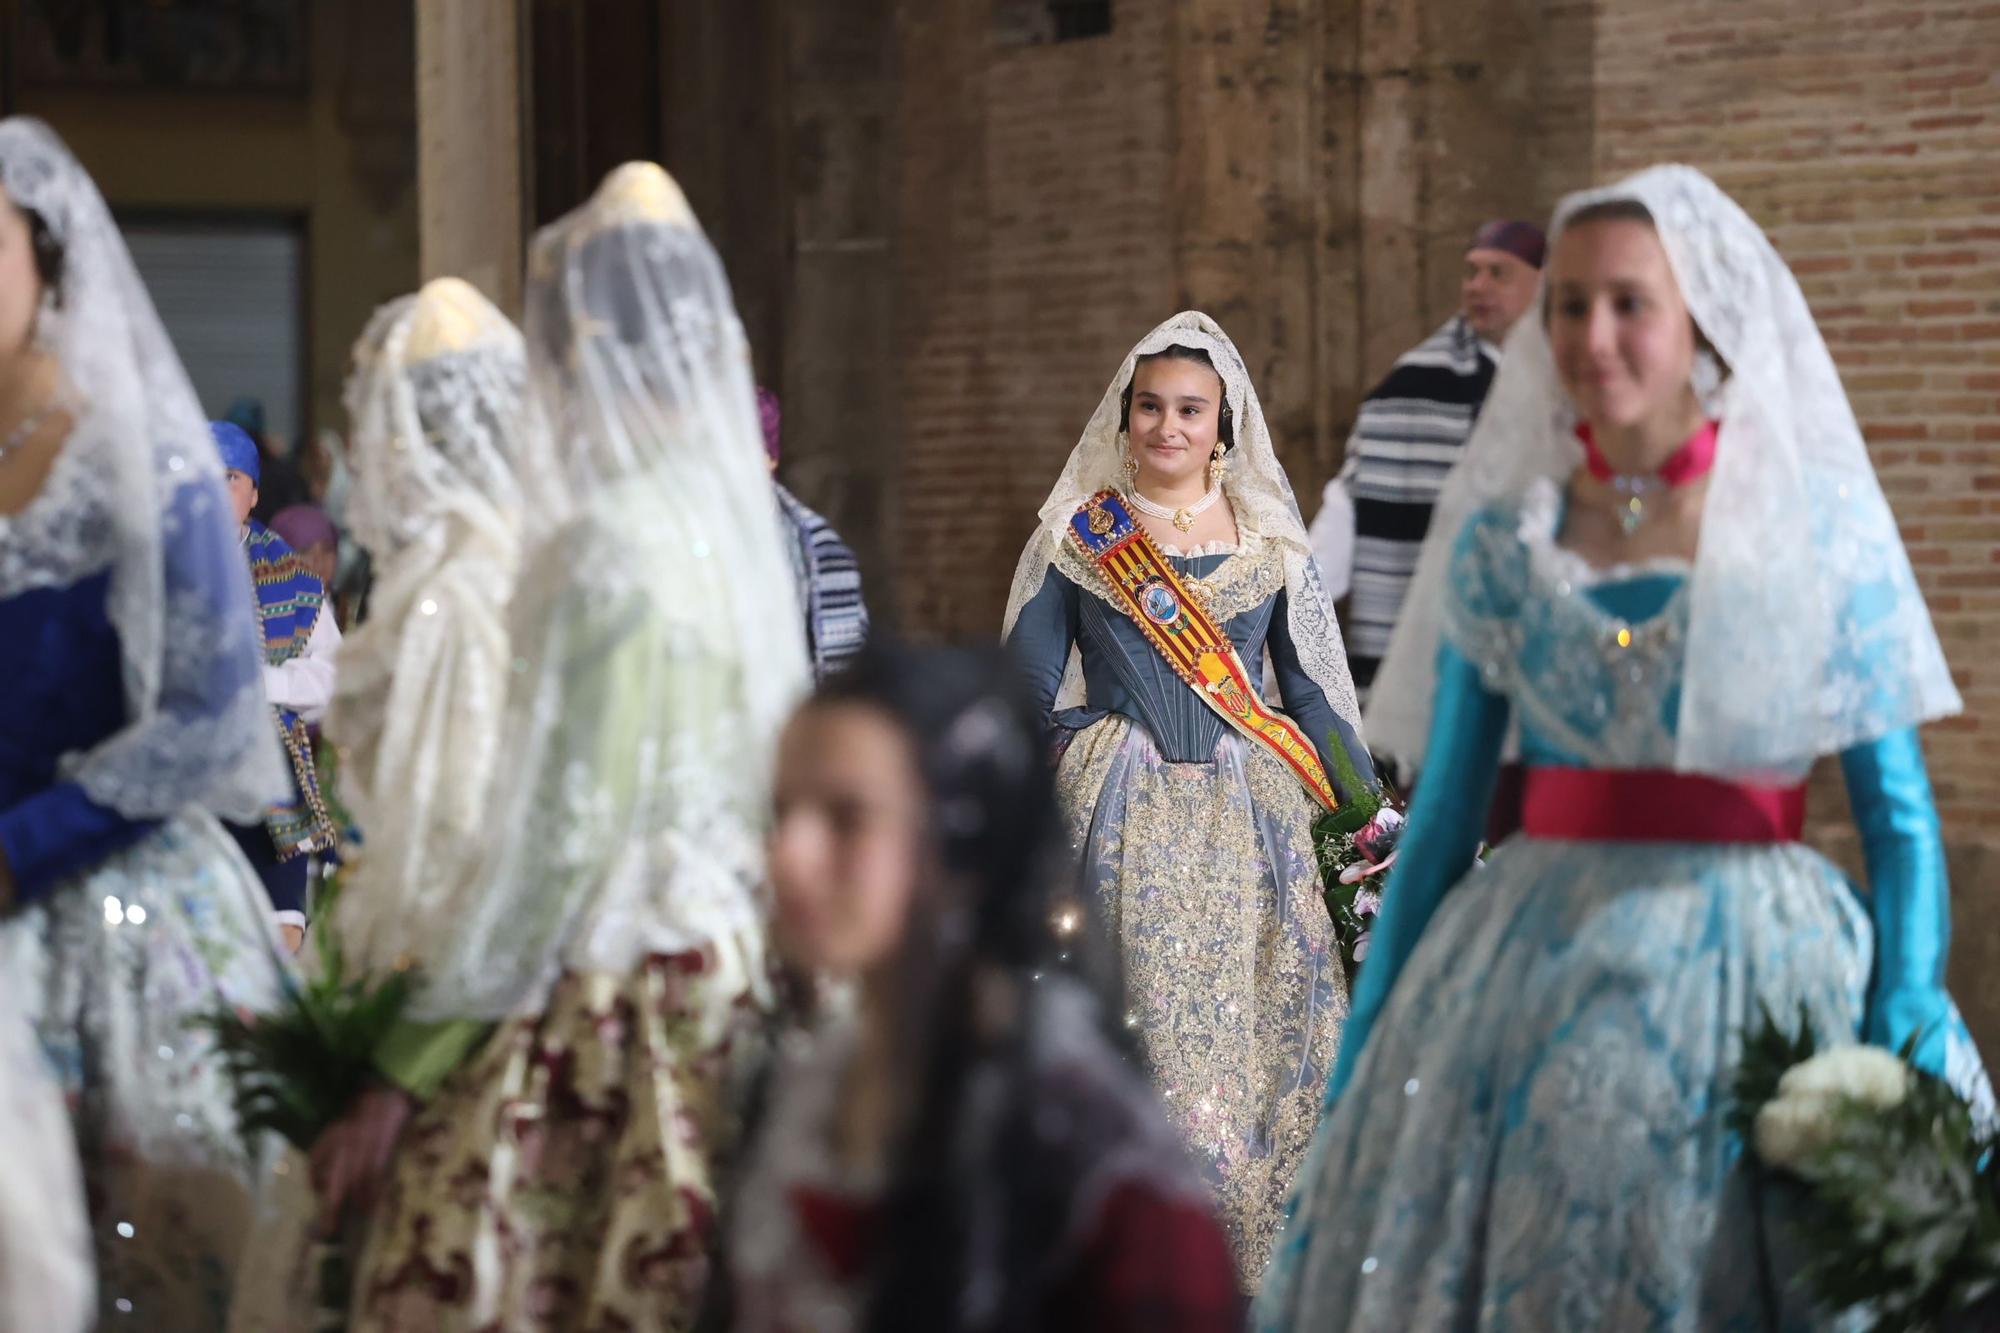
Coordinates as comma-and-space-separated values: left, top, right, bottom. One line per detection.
1000, 311, 1362, 730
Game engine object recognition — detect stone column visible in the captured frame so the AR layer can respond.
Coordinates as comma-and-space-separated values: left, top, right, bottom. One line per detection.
416, 1, 524, 313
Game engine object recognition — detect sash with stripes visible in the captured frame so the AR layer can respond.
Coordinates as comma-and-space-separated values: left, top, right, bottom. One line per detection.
1067, 490, 1339, 811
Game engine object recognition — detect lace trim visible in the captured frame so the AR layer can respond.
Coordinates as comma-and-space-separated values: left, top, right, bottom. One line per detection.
1156, 537, 1239, 558
1054, 521, 1287, 628
1444, 500, 1692, 768
0, 439, 116, 598
1517, 476, 1695, 590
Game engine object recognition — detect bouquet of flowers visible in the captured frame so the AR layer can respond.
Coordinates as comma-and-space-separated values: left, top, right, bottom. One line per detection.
1733, 1008, 2000, 1332
1313, 740, 1404, 972
202, 880, 418, 1152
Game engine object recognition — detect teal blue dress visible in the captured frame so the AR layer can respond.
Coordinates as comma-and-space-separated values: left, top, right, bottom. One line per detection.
1257, 493, 1992, 1332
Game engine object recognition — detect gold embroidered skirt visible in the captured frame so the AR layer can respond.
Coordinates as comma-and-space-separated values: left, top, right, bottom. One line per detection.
1056, 715, 1346, 1282
342, 935, 771, 1332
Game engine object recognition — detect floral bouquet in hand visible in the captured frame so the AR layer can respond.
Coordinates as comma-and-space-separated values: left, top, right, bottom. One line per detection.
1313, 740, 1404, 974
1733, 1007, 2000, 1332
201, 878, 418, 1152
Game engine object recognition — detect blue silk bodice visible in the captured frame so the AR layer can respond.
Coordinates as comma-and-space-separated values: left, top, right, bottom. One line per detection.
1008, 547, 1374, 798
0, 571, 155, 899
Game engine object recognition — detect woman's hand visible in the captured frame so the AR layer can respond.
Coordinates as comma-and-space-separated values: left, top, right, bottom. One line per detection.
308, 1083, 416, 1237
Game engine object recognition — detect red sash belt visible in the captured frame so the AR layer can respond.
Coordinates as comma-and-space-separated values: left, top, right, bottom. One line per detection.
1521, 767, 1806, 844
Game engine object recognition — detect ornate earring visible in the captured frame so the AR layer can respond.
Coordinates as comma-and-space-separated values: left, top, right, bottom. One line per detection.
1120, 432, 1139, 483
1208, 440, 1227, 490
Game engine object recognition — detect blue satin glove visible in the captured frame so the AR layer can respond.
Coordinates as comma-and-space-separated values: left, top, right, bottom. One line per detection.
1841, 727, 1952, 1075
1324, 643, 1508, 1109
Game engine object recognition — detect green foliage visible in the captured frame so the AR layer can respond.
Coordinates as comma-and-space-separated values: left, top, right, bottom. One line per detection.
201, 883, 418, 1152
1729, 1002, 1821, 1143
1735, 1008, 2000, 1332
1314, 735, 1399, 972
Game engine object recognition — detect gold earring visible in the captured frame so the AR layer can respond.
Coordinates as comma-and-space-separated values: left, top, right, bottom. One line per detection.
1121, 434, 1139, 482
1208, 441, 1226, 489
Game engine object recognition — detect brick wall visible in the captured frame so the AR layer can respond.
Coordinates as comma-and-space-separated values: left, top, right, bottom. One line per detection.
1586, 0, 2000, 1038
890, 4, 1177, 637
873, 0, 1597, 636
773, 0, 1997, 1037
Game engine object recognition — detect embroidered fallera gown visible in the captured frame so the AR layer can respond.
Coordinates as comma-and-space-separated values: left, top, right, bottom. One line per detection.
1257, 482, 1994, 1331
1010, 523, 1364, 1274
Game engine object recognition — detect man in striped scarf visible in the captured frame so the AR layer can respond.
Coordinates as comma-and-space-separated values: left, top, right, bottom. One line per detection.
759, 388, 870, 682
1311, 219, 1546, 696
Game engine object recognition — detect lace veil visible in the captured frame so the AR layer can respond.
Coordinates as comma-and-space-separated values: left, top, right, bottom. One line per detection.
326, 278, 533, 975
1364, 165, 1960, 778
0, 117, 284, 822
1000, 311, 1362, 730
409, 164, 808, 1020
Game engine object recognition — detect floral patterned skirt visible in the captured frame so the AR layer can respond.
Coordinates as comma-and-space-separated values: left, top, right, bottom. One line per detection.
342, 932, 773, 1332
2, 812, 290, 1332
1056, 716, 1346, 1283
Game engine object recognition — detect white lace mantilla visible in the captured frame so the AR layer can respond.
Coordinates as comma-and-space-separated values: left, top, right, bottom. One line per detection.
1366, 165, 1960, 779
0, 118, 286, 823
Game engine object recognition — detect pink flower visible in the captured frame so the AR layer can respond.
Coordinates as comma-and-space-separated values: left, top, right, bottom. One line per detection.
1355, 807, 1405, 866
1354, 889, 1381, 917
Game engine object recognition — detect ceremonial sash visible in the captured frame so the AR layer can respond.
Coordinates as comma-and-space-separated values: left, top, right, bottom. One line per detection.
1067, 490, 1339, 811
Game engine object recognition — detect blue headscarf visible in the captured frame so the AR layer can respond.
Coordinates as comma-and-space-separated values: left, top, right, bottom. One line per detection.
209, 420, 261, 484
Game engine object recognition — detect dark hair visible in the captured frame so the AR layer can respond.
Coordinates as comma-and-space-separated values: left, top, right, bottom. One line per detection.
1549, 198, 1730, 373
1118, 343, 1235, 450
797, 642, 1126, 1333
23, 206, 63, 307
1563, 197, 1655, 232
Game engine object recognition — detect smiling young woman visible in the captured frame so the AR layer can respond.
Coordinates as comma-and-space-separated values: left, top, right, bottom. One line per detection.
1262, 165, 1994, 1333
1004, 311, 1382, 1281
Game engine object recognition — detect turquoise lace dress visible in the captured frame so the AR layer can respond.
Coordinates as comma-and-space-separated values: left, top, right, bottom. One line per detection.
1257, 484, 1993, 1331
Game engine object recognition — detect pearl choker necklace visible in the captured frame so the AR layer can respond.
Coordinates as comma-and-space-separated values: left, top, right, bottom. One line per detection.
1125, 481, 1223, 533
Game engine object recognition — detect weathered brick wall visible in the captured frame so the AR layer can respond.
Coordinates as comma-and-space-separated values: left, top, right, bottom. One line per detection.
876, 0, 1597, 636
1587, 0, 2000, 1041
780, 0, 1996, 1040
890, 4, 1177, 637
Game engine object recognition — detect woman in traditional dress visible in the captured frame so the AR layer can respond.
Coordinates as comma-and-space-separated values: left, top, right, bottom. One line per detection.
1004, 311, 1377, 1276
1258, 165, 1994, 1331
712, 641, 1241, 1332
226, 277, 537, 1331
306, 161, 808, 1331
0, 117, 292, 1327
325, 276, 533, 972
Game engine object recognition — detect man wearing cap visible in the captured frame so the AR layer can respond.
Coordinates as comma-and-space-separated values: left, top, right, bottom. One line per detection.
213, 420, 342, 951
759, 387, 870, 683
1310, 218, 1547, 696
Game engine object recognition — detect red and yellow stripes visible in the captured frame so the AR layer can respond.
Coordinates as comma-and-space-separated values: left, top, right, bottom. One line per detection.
1070, 492, 1339, 811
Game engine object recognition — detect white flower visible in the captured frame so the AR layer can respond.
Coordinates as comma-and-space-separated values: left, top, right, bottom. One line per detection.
1754, 1096, 1835, 1169
1776, 1045, 1913, 1111
1752, 1044, 1913, 1172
